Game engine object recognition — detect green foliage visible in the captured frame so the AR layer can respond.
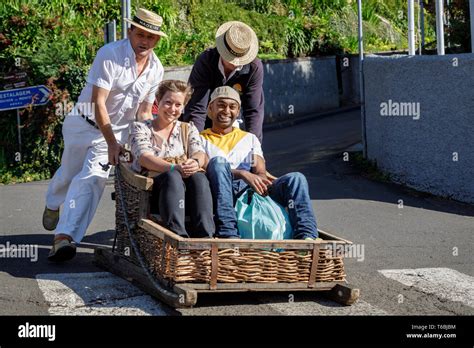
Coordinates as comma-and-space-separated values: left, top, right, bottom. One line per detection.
445, 0, 471, 53
0, 0, 97, 184
285, 17, 315, 57
237, 0, 275, 14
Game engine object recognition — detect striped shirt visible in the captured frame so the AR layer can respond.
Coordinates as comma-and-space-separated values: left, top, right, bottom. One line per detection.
200, 128, 264, 171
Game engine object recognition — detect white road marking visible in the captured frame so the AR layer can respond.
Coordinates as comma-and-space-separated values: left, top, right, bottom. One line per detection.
379, 268, 474, 308
36, 272, 169, 315
40, 268, 472, 315
263, 298, 388, 315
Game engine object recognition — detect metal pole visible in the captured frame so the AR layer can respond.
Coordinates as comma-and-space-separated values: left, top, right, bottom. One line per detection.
121, 0, 131, 39
357, 0, 367, 158
104, 20, 117, 44
408, 0, 416, 55
446, 0, 450, 49
417, 0, 421, 54
470, 0, 474, 52
435, 0, 445, 55
420, 0, 425, 53
16, 109, 22, 154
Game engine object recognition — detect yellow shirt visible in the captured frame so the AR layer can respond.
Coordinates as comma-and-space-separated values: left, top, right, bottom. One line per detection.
200, 128, 264, 171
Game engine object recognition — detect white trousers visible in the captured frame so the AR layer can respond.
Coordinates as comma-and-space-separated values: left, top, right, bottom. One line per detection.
45, 115, 113, 243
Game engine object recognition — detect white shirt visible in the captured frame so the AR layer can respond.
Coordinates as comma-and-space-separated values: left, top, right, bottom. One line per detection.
218, 57, 243, 84
72, 39, 163, 142
200, 128, 264, 171
130, 120, 204, 173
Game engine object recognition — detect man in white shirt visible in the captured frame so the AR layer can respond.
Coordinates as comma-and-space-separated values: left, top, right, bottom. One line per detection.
43, 8, 166, 262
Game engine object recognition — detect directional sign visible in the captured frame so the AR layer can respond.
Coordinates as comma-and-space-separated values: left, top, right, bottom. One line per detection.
1, 71, 27, 81
0, 85, 50, 111
1, 70, 28, 91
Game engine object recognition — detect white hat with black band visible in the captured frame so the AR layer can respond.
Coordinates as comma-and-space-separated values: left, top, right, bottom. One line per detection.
125, 8, 167, 37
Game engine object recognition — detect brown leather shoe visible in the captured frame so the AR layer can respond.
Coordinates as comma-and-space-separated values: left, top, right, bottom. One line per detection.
48, 236, 76, 262
43, 207, 59, 231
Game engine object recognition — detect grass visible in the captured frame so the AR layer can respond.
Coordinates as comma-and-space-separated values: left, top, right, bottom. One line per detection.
349, 151, 392, 183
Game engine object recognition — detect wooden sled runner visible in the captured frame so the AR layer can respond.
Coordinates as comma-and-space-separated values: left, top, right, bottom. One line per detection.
93, 163, 360, 308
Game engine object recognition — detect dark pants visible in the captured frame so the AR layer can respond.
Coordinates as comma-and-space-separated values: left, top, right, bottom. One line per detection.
151, 170, 215, 238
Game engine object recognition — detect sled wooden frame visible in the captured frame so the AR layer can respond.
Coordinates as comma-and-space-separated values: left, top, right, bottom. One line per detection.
94, 163, 360, 308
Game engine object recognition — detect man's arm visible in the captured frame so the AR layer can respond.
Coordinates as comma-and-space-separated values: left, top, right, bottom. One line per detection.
92, 85, 122, 165
183, 52, 213, 132
232, 155, 271, 196
139, 66, 162, 122
241, 59, 264, 142
136, 101, 154, 121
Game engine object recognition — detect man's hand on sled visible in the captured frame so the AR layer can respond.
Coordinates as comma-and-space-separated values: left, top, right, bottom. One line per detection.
108, 142, 124, 166
241, 171, 272, 196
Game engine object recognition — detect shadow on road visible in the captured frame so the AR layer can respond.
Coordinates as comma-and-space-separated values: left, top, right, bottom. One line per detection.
1, 229, 349, 314
0, 230, 115, 279
192, 290, 349, 310
263, 111, 474, 218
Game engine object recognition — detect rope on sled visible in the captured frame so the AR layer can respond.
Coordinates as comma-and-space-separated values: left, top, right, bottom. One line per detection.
114, 165, 177, 299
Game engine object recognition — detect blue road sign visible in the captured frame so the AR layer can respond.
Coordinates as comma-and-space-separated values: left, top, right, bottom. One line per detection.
0, 85, 50, 111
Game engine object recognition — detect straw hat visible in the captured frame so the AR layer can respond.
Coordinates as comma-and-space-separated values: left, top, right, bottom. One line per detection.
125, 8, 167, 37
209, 86, 241, 105
215, 21, 259, 66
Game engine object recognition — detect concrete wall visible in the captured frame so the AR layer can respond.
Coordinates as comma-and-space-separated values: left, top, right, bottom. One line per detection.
163, 65, 191, 82
163, 56, 340, 124
363, 53, 474, 203
340, 55, 360, 105
262, 57, 339, 122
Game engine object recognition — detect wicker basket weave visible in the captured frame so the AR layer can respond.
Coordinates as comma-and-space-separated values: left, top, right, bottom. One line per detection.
115, 172, 143, 264
114, 163, 348, 287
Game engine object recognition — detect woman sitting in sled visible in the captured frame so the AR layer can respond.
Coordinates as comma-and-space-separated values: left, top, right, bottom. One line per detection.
129, 80, 215, 238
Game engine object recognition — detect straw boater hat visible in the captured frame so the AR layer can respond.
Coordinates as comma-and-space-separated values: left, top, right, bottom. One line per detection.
125, 8, 167, 37
215, 21, 259, 66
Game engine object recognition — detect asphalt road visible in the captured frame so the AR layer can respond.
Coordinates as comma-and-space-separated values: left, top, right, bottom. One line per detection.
1, 109, 473, 316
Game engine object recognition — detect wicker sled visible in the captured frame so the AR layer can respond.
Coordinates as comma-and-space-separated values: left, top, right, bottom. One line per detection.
93, 163, 360, 308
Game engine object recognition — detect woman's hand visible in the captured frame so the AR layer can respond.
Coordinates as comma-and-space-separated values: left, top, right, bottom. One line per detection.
174, 163, 184, 177
241, 171, 272, 196
180, 158, 200, 178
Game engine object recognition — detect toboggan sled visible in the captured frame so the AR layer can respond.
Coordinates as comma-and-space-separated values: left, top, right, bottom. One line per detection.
93, 163, 360, 308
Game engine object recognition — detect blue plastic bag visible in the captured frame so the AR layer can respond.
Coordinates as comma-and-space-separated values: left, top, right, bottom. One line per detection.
235, 189, 293, 240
